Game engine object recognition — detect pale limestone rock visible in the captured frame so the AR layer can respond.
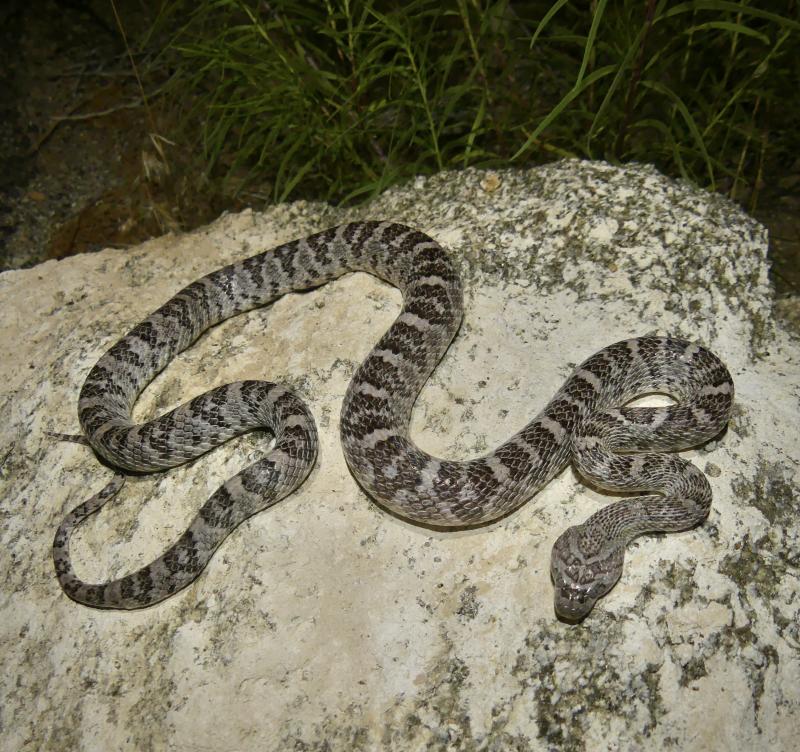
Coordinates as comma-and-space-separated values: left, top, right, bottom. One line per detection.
1, 161, 797, 750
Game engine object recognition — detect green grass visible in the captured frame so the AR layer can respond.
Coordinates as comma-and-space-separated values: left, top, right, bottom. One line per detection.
143, 0, 800, 209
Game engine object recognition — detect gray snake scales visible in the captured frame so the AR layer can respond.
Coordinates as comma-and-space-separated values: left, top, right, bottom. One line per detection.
53, 221, 734, 620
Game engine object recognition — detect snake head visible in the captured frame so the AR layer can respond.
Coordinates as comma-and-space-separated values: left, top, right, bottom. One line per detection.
550, 525, 625, 622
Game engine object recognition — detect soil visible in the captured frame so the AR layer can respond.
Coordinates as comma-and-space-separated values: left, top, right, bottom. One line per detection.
0, 0, 245, 271
1, 0, 798, 334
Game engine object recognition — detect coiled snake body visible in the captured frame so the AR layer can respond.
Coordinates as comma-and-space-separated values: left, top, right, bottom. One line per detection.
53, 222, 734, 620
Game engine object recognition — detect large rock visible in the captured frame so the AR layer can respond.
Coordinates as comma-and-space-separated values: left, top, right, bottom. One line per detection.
1, 161, 796, 750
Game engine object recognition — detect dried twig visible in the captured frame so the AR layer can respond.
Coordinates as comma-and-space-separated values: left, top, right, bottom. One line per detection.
110, 0, 158, 134
50, 98, 150, 123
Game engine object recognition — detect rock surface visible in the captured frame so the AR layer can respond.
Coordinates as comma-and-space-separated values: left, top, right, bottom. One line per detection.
1, 161, 797, 751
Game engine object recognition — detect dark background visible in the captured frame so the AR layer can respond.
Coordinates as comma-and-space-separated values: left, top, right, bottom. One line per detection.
1, 0, 798, 331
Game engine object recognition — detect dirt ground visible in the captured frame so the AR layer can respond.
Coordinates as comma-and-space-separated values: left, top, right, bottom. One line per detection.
2, 0, 798, 333
0, 0, 244, 271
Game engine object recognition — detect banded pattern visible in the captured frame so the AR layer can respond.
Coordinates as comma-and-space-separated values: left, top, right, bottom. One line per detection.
52, 221, 734, 619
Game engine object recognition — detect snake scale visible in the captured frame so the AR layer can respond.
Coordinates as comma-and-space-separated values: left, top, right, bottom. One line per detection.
53, 221, 734, 620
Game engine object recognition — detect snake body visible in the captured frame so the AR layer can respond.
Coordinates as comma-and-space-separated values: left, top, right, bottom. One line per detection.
53, 221, 734, 620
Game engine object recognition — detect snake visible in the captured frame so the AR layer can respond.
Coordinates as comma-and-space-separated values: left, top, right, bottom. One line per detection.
52, 221, 734, 620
